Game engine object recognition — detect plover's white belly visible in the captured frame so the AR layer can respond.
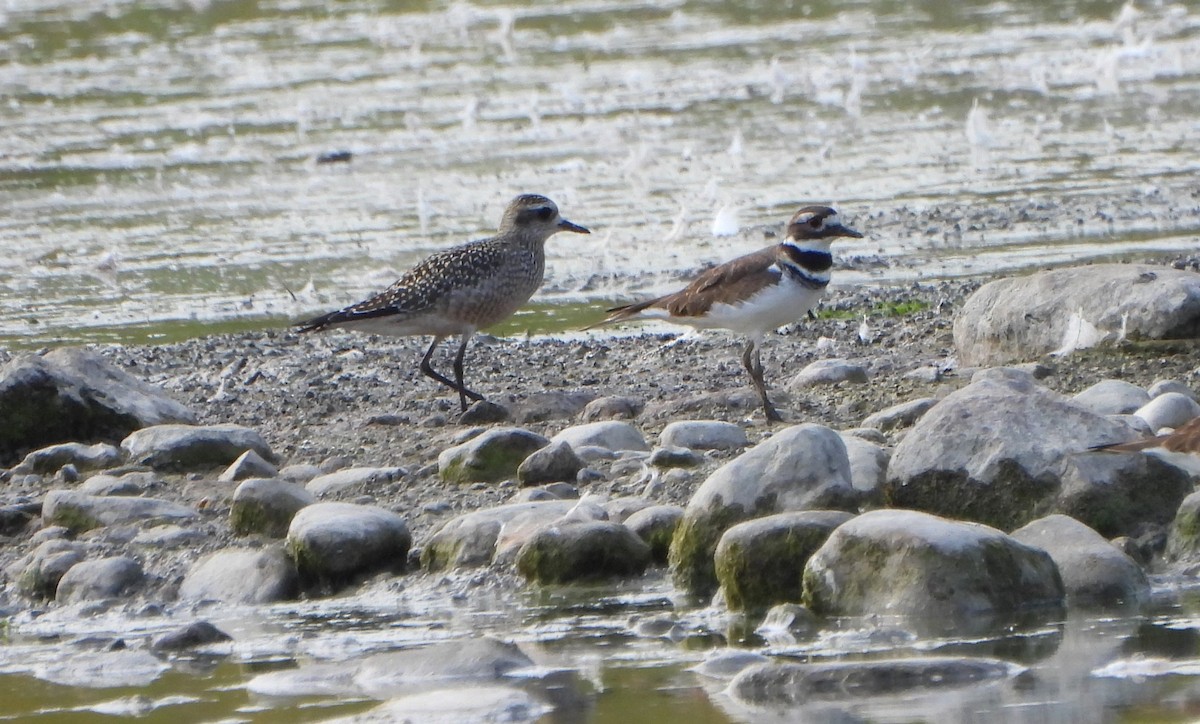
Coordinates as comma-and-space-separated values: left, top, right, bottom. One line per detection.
694, 277, 825, 335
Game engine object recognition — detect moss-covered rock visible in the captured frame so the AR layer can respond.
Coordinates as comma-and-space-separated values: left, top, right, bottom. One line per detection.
624, 505, 684, 564
230, 478, 315, 537
669, 424, 858, 599
1166, 491, 1200, 565
438, 427, 549, 484
803, 509, 1063, 631
286, 502, 410, 589
15, 539, 85, 599
715, 511, 853, 614
515, 520, 650, 584
42, 489, 197, 533
420, 501, 576, 571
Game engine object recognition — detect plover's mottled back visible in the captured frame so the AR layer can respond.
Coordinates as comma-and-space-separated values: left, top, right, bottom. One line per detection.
297, 194, 589, 411
591, 205, 862, 422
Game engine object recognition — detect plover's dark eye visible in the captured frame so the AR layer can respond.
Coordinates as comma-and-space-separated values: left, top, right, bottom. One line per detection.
809, 216, 822, 228
536, 206, 555, 222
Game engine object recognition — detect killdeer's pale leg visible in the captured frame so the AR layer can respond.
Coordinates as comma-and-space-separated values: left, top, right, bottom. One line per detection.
297, 194, 589, 412
590, 205, 862, 422
741, 336, 781, 422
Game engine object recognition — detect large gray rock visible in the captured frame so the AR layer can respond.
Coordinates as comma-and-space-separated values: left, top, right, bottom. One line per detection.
1134, 392, 1200, 431
438, 427, 549, 484
715, 511, 853, 613
1054, 448, 1191, 536
550, 421, 649, 452
121, 424, 277, 471
514, 520, 651, 584
306, 466, 405, 497
787, 358, 869, 388
230, 478, 316, 537
12, 442, 122, 475
421, 501, 577, 571
803, 509, 1063, 628
660, 420, 748, 451
55, 556, 144, 603
1010, 514, 1149, 608
954, 264, 1200, 366
516, 441, 584, 486
0, 347, 196, 465
287, 503, 410, 586
179, 546, 299, 604
42, 489, 196, 533
1071, 380, 1150, 416
885, 368, 1167, 532
669, 424, 858, 598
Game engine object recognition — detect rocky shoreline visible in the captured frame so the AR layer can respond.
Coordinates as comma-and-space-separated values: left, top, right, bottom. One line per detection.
1, 261, 1199, 715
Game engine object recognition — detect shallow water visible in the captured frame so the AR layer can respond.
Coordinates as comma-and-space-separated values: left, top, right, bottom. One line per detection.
6, 573, 1200, 722
3, 0, 1199, 349
5, 1, 1200, 720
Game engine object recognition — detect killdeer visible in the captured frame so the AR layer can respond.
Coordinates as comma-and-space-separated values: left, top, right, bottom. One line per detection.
1092, 416, 1200, 477
591, 205, 862, 422
296, 194, 589, 411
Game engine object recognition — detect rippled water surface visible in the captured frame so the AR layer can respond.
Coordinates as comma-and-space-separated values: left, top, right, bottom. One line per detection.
4, 1, 1200, 721
4, 0, 1199, 348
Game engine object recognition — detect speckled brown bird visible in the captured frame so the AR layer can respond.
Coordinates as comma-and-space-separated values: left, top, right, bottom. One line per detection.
590, 205, 862, 422
297, 194, 589, 411
1092, 415, 1200, 477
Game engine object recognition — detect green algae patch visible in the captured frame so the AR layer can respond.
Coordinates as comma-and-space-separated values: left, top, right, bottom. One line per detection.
1167, 492, 1200, 562
668, 503, 751, 599
515, 521, 650, 584
230, 500, 290, 538
715, 513, 850, 614
438, 428, 549, 485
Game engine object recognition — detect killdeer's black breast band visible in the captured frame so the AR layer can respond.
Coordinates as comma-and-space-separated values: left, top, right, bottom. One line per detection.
782, 246, 833, 272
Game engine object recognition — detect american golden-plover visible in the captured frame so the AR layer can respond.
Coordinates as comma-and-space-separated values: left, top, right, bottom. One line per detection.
297, 194, 589, 411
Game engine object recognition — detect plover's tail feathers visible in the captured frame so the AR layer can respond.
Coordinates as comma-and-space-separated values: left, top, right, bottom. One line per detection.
582, 297, 667, 330
295, 305, 399, 333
